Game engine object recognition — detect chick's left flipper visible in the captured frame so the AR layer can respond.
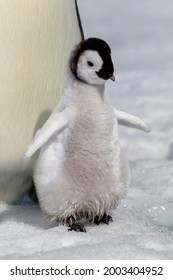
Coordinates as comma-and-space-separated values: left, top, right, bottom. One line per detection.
24, 108, 74, 158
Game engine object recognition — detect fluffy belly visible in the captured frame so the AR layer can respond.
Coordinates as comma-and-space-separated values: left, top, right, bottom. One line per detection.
34, 110, 129, 224
34, 135, 128, 224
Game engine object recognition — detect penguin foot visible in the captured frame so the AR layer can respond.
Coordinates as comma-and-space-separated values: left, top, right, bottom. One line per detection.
94, 213, 113, 225
68, 223, 86, 232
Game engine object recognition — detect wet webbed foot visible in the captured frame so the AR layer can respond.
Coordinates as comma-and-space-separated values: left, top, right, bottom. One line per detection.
68, 223, 86, 232
94, 213, 113, 225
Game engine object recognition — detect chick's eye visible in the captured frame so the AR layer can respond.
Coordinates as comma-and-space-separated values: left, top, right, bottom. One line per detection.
87, 61, 94, 67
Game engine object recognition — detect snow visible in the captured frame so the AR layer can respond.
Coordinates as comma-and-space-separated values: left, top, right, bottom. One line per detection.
1, 0, 173, 259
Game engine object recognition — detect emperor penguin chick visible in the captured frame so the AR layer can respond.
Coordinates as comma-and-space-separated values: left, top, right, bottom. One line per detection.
25, 38, 130, 232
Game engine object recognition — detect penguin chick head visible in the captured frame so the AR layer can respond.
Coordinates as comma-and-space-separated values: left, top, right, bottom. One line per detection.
70, 37, 115, 85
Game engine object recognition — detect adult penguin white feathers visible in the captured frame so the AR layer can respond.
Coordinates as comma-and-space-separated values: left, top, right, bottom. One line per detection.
0, 0, 82, 203
25, 38, 151, 232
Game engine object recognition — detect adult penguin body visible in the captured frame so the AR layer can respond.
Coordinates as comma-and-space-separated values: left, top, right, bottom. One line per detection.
0, 0, 83, 202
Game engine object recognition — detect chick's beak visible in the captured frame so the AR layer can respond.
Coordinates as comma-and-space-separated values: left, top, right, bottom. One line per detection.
110, 74, 115, 81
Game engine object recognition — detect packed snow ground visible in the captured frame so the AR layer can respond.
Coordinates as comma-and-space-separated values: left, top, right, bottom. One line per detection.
0, 0, 173, 259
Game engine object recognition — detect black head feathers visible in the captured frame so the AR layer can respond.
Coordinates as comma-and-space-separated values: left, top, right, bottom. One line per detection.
70, 37, 114, 81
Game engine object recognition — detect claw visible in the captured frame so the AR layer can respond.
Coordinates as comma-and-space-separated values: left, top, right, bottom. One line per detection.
68, 223, 86, 232
94, 213, 113, 225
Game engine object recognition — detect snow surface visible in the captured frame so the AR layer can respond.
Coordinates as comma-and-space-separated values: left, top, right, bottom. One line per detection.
0, 0, 173, 259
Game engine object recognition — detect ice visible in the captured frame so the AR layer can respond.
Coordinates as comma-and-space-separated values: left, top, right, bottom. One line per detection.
0, 0, 173, 259
148, 203, 173, 230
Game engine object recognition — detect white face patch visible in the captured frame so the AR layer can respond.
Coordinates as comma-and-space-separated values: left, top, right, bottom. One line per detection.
77, 50, 105, 85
